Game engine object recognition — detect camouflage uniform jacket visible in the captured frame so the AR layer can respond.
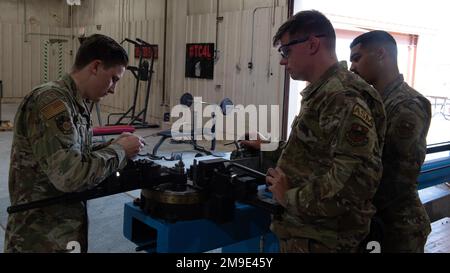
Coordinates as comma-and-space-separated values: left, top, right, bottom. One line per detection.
270, 62, 386, 251
4, 74, 127, 253
373, 75, 431, 246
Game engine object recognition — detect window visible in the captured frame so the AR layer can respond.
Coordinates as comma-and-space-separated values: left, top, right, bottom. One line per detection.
287, 0, 450, 157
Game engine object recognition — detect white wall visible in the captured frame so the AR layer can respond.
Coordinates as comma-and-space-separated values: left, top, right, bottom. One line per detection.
0, 0, 72, 101
71, 0, 166, 26
0, 0, 70, 27
71, 0, 288, 129
0, 0, 289, 133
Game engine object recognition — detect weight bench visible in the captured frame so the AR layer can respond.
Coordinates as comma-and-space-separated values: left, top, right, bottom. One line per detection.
151, 93, 234, 158
93, 125, 135, 136
90, 102, 135, 140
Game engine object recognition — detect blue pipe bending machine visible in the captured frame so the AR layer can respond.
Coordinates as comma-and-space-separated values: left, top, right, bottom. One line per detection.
122, 142, 450, 253
122, 155, 282, 253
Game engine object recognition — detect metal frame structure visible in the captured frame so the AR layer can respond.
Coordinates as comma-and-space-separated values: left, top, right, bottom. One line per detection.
107, 38, 159, 129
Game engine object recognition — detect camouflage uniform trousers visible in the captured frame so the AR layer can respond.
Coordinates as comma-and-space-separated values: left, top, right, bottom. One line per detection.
278, 237, 360, 253
378, 206, 431, 253
381, 230, 428, 253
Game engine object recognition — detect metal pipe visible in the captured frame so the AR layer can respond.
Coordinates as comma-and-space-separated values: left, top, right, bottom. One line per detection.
127, 0, 131, 38
162, 0, 168, 106
144, 0, 147, 20
70, 4, 74, 55
420, 164, 450, 174
92, 0, 95, 26
266, 4, 274, 79
249, 6, 271, 70
236, 0, 244, 66
23, 0, 27, 42
214, 0, 221, 61
426, 142, 450, 154
272, 0, 276, 26
230, 162, 266, 178
121, 0, 125, 40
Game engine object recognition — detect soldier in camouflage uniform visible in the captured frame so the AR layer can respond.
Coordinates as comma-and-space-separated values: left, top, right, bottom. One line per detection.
350, 30, 431, 252
241, 10, 387, 253
4, 34, 144, 253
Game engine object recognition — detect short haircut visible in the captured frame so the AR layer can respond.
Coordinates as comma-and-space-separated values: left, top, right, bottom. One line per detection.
273, 10, 336, 50
73, 34, 128, 70
350, 30, 398, 58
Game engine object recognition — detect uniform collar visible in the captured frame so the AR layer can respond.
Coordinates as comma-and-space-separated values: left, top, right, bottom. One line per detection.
300, 61, 346, 101
382, 74, 404, 100
59, 73, 89, 114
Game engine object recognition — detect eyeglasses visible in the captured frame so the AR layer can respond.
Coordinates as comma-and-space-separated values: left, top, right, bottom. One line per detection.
278, 34, 326, 58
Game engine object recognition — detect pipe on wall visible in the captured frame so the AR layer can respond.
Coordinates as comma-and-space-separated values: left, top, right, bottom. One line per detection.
248, 6, 271, 70
23, 0, 27, 42
162, 0, 168, 106
214, 0, 221, 61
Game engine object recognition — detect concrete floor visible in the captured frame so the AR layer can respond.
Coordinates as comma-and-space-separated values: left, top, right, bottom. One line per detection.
0, 102, 234, 253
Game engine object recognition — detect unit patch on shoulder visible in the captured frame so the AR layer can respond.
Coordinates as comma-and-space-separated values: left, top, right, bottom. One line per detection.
41, 99, 66, 120
346, 123, 369, 147
396, 120, 416, 139
352, 104, 373, 127
55, 115, 73, 135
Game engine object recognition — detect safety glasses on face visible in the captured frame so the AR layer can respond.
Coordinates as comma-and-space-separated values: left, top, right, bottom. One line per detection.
278, 34, 326, 58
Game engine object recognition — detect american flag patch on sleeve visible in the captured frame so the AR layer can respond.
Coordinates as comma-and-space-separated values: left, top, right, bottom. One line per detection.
41, 99, 66, 120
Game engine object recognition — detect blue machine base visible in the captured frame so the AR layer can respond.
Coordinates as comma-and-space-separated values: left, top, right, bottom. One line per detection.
123, 202, 279, 253
122, 155, 450, 253
418, 156, 450, 189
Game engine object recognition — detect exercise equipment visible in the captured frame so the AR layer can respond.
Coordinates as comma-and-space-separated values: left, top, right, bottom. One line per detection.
89, 102, 135, 142
178, 93, 232, 114
93, 125, 135, 136
107, 38, 159, 129
151, 92, 233, 159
